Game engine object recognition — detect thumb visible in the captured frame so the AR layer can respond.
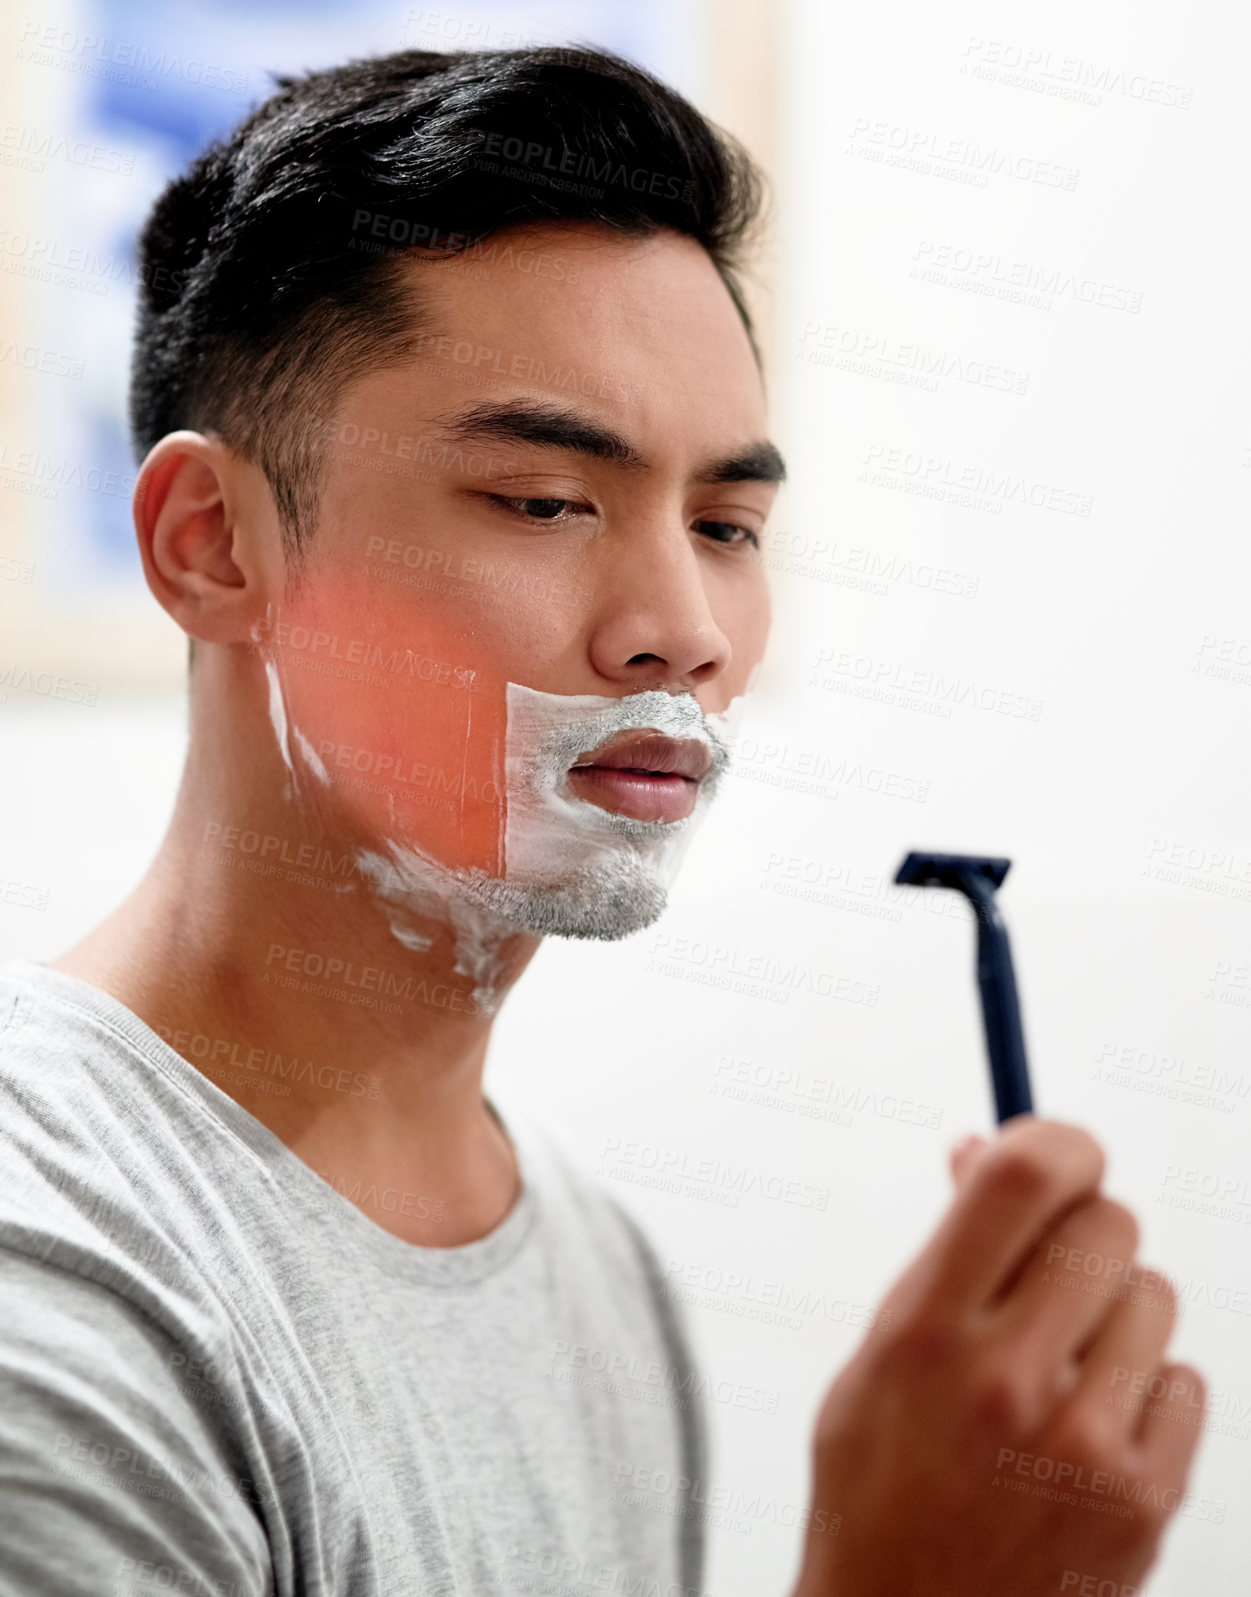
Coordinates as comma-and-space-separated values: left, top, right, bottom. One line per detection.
949, 1132, 989, 1188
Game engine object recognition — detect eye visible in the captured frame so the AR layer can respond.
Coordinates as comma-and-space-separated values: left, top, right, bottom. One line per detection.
694, 519, 761, 549
486, 495, 593, 523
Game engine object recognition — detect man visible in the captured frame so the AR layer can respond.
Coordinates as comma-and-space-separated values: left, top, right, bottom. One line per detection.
0, 43, 1204, 1597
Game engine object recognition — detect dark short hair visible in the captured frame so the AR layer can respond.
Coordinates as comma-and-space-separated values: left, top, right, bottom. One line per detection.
129, 44, 767, 567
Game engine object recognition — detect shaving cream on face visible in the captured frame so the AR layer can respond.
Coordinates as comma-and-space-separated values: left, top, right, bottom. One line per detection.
265, 660, 296, 783
489, 682, 737, 934
356, 683, 744, 1006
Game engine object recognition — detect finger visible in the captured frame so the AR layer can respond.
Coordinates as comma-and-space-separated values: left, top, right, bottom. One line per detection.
887, 1119, 1105, 1320
1064, 1270, 1179, 1443
949, 1134, 988, 1186
994, 1194, 1139, 1354
1136, 1361, 1207, 1490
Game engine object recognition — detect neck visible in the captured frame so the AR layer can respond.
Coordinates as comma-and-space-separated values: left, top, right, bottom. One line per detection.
50, 649, 542, 1246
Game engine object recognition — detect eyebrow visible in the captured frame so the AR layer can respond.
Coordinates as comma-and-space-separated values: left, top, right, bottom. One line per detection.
430, 399, 787, 484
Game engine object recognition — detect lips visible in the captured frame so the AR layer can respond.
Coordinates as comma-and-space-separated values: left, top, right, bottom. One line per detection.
567, 731, 711, 823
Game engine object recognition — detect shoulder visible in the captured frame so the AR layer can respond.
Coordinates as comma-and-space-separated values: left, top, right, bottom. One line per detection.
0, 962, 244, 1345
0, 1246, 272, 1592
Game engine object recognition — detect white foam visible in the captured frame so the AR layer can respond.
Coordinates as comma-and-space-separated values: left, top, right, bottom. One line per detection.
265, 661, 295, 781
293, 726, 330, 785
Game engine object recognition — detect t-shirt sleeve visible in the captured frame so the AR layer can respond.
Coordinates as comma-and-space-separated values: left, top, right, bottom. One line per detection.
0, 1247, 272, 1597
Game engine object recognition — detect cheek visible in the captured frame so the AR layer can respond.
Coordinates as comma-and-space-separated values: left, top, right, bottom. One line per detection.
719, 568, 771, 693
265, 574, 511, 875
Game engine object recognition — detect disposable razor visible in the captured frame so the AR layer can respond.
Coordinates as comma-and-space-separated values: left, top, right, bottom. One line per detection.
894, 852, 1034, 1124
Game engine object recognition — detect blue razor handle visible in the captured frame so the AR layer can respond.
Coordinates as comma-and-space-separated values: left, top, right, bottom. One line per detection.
894, 852, 1034, 1124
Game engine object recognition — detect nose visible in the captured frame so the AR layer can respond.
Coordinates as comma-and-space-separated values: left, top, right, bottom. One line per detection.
585, 517, 733, 691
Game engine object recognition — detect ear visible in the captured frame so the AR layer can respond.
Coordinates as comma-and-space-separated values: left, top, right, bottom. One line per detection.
133, 431, 279, 645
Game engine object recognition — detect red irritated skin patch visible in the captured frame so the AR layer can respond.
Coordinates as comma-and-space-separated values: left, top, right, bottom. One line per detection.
253, 565, 510, 879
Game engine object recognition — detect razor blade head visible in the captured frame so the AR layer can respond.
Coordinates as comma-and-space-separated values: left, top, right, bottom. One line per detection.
894, 851, 1012, 890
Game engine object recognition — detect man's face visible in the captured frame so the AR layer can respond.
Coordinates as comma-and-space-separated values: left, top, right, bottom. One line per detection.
255, 221, 779, 941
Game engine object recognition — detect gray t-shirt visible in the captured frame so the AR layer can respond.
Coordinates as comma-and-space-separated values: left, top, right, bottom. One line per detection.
0, 960, 707, 1597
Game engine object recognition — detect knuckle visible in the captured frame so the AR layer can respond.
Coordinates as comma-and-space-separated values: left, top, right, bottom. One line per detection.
1096, 1197, 1140, 1257
981, 1143, 1054, 1204
1005, 1117, 1104, 1175
1050, 1195, 1138, 1275
1047, 1406, 1118, 1471
1051, 1120, 1104, 1167
969, 1356, 1033, 1437
878, 1310, 965, 1383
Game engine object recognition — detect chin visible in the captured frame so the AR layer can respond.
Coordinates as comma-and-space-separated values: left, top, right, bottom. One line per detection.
462, 852, 672, 942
